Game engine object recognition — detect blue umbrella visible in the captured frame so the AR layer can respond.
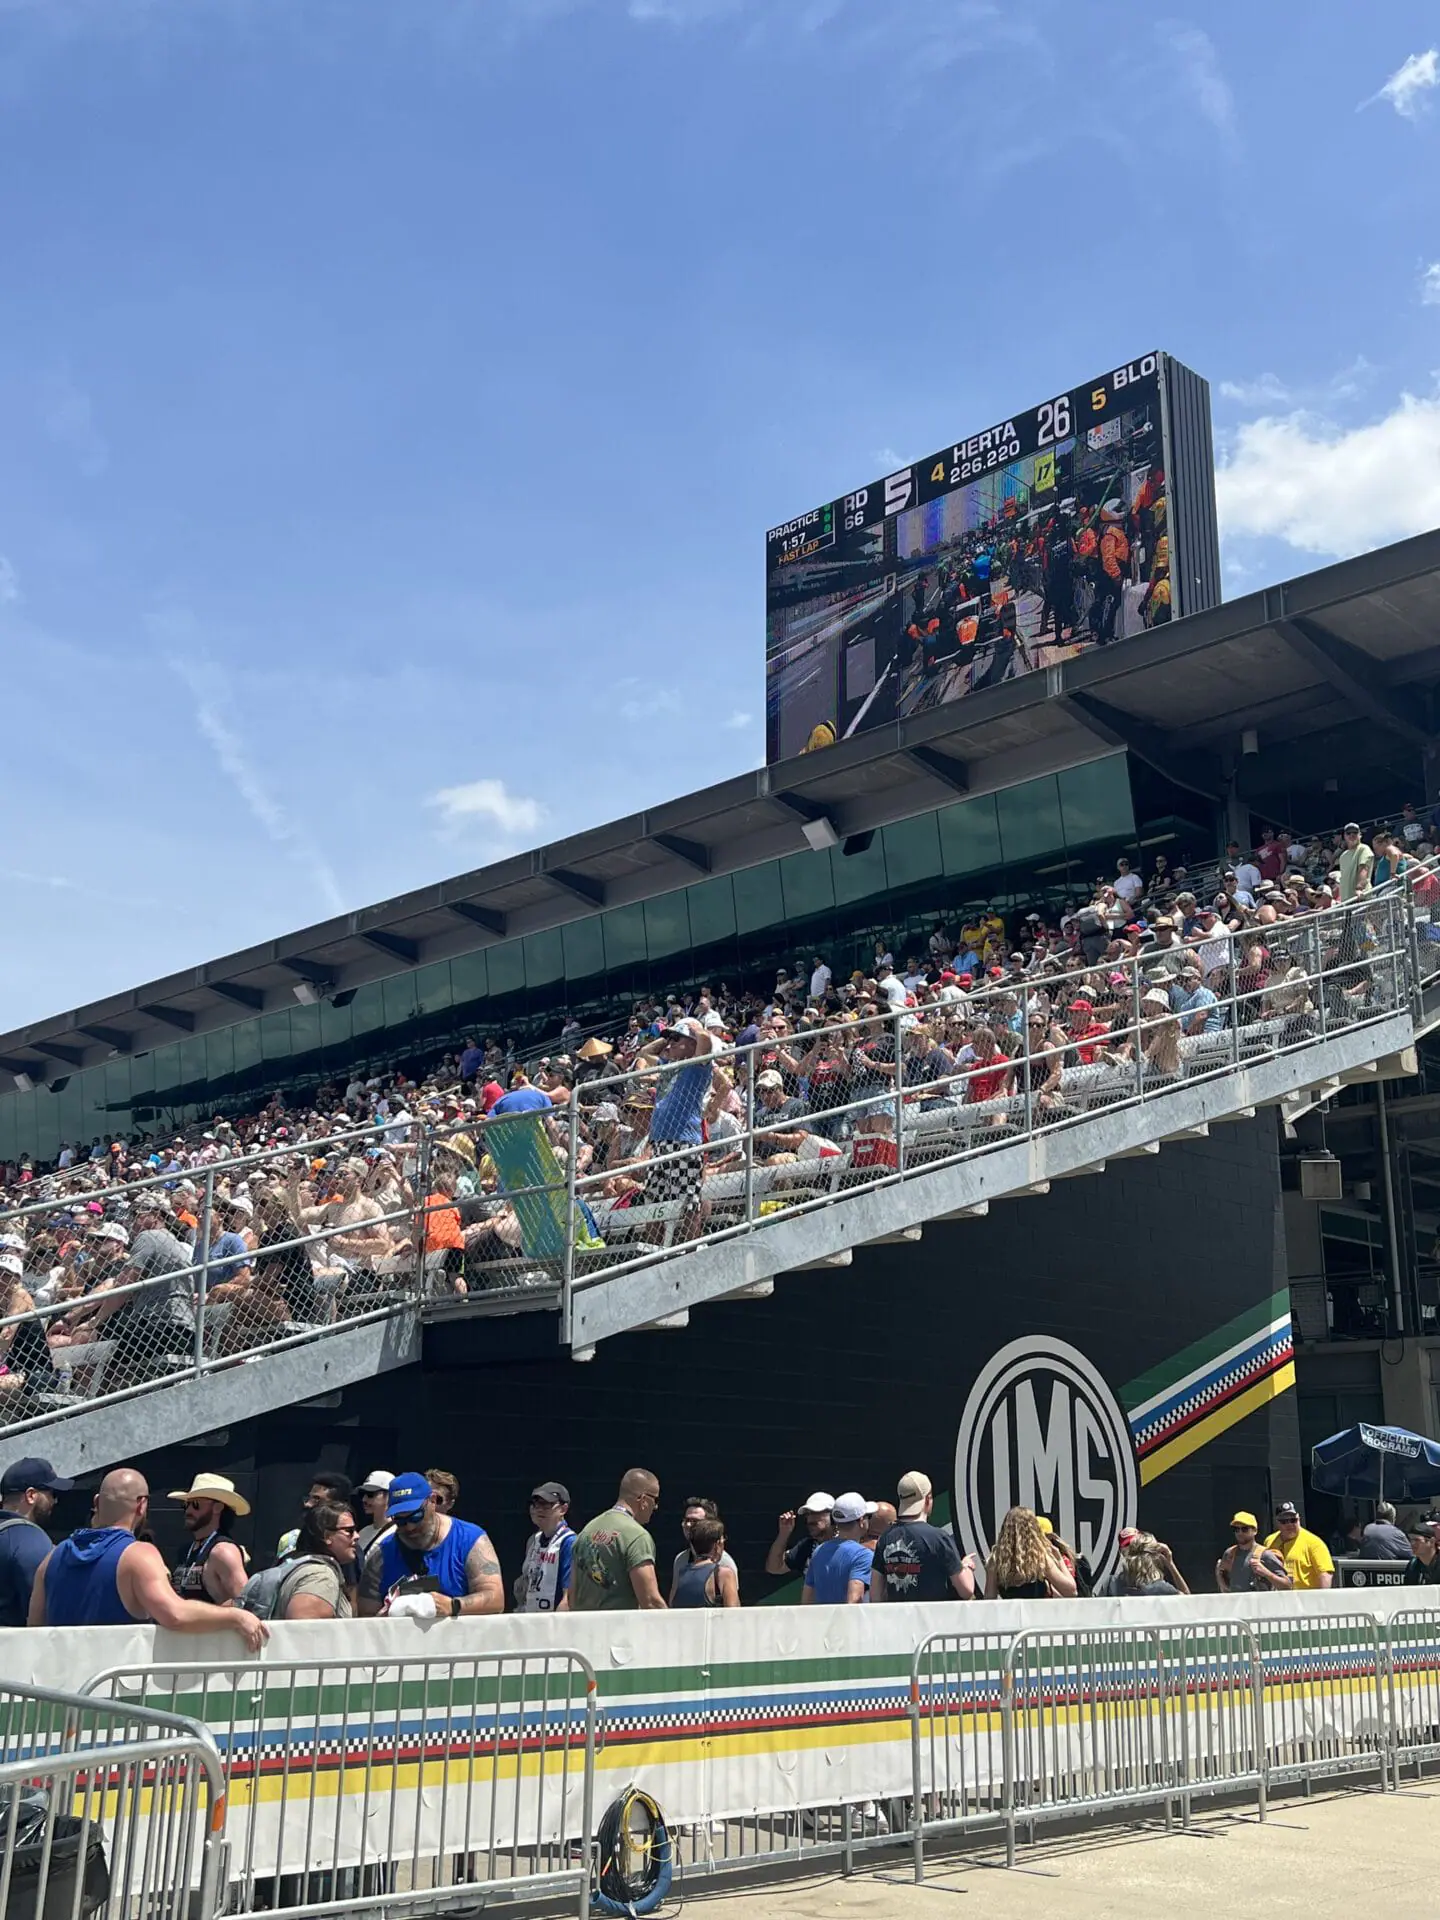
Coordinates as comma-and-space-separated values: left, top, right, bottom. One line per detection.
1310, 1423, 1440, 1503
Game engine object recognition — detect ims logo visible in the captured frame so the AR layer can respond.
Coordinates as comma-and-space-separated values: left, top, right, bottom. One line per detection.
954, 1337, 1138, 1581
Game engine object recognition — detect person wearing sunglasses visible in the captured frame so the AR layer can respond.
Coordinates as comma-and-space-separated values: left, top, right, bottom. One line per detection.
168, 1473, 250, 1605
358, 1471, 503, 1619
260, 1502, 359, 1621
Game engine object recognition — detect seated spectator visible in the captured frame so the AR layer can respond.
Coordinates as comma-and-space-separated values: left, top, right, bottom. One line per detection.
753, 1073, 814, 1160
1141, 990, 1183, 1076
1065, 996, 1112, 1065
1170, 964, 1223, 1035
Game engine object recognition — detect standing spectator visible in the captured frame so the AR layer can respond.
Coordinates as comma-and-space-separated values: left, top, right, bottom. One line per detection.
808, 957, 832, 1003
357, 1470, 503, 1618
0, 1457, 72, 1629
1404, 1521, 1440, 1585
1113, 857, 1143, 905
1338, 823, 1373, 902
1264, 1501, 1334, 1589
1233, 848, 1262, 898
1216, 1511, 1292, 1592
983, 1507, 1077, 1598
355, 1470, 394, 1561
765, 1493, 835, 1579
30, 1469, 266, 1647
1093, 1532, 1187, 1596
870, 1472, 974, 1602
636, 1021, 715, 1238
671, 1496, 740, 1605
427, 1469, 460, 1515
243, 1502, 358, 1620
1361, 1501, 1412, 1560
570, 1469, 665, 1611
458, 1038, 485, 1090
672, 1519, 739, 1608
516, 1482, 575, 1613
802, 1492, 873, 1605
168, 1473, 249, 1605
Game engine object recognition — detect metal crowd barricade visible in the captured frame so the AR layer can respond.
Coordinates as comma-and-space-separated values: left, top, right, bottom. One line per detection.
1259, 1612, 1389, 1790
82, 1648, 598, 1920
1161, 1620, 1266, 1825
0, 1678, 226, 1920
1383, 1606, 1440, 1783
906, 1629, 1010, 1881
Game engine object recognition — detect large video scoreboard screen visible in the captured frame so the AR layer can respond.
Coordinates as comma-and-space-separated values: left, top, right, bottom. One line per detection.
764, 352, 1219, 763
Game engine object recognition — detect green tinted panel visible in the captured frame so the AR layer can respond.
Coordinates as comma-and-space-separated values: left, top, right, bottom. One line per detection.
644, 891, 691, 961
128, 1053, 155, 1102
349, 984, 384, 1037
56, 1077, 81, 1147
449, 950, 489, 1008
685, 875, 736, 948
1059, 755, 1134, 847
830, 834, 888, 906
151, 1046, 181, 1098
562, 917, 605, 980
523, 928, 564, 988
486, 941, 525, 999
206, 1028, 235, 1084
289, 1000, 321, 1058
939, 795, 1002, 876
413, 963, 453, 1016
259, 1010, 293, 1062
384, 974, 419, 1028
31, 1093, 58, 1163
104, 1060, 131, 1123
779, 850, 835, 922
883, 813, 943, 889
0, 1099, 14, 1164
179, 1036, 208, 1090
319, 997, 353, 1050
997, 775, 1062, 864
230, 1021, 261, 1081
732, 862, 784, 935
602, 904, 646, 971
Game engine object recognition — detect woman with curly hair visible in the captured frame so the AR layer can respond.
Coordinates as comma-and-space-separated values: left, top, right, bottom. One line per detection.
983, 1506, 1078, 1599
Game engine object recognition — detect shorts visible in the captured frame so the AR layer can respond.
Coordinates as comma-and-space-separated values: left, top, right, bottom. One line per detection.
644, 1143, 704, 1212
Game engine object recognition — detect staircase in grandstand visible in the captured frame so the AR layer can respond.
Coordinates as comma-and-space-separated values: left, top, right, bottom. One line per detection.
5, 881, 1439, 1475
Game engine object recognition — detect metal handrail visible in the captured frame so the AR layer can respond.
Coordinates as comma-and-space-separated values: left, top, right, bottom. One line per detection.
0, 868, 1434, 1439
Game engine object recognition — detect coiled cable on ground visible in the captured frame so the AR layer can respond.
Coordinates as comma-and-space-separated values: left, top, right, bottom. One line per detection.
590, 1784, 675, 1917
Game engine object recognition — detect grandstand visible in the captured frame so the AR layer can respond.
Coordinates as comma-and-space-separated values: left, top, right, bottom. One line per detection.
4, 525, 1440, 1585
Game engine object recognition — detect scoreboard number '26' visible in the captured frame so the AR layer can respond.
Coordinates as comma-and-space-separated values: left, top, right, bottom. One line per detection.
1036, 394, 1072, 446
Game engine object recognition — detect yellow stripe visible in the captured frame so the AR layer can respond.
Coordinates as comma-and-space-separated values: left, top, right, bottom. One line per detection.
1140, 1362, 1295, 1486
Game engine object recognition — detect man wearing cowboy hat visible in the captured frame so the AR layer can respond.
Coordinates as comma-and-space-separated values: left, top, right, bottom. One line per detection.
169, 1473, 250, 1604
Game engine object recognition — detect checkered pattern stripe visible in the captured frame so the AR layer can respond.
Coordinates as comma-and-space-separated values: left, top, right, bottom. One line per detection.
1130, 1325, 1293, 1456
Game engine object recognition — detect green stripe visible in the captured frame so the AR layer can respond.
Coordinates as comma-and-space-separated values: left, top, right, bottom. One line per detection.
1121, 1289, 1291, 1409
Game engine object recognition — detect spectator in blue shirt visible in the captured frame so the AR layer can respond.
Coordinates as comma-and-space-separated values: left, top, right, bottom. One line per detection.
635, 1020, 716, 1237
1170, 965, 1223, 1034
0, 1456, 72, 1628
803, 1492, 874, 1604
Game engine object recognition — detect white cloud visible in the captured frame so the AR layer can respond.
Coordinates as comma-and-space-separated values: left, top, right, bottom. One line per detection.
1162, 22, 1237, 149
617, 682, 681, 722
427, 778, 545, 837
723, 710, 753, 729
171, 656, 346, 914
0, 556, 19, 603
1218, 373, 1292, 406
1422, 263, 1440, 307
1369, 48, 1439, 119
39, 368, 108, 478
1216, 389, 1440, 558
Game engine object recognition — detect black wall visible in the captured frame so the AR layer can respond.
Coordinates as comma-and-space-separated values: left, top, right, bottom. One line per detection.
113, 1116, 1299, 1594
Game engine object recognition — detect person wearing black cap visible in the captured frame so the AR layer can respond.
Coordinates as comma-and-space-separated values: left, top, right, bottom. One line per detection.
516, 1483, 575, 1613
1404, 1520, 1440, 1586
1337, 824, 1373, 904
0, 1458, 72, 1628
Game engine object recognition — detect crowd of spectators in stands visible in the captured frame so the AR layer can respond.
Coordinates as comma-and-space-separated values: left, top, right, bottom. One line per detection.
0, 812, 1433, 1414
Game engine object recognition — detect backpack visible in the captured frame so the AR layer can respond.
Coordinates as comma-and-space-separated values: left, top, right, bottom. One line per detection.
238, 1555, 335, 1621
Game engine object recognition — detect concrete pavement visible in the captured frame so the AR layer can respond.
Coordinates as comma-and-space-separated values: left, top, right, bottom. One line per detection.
683, 1785, 1424, 1918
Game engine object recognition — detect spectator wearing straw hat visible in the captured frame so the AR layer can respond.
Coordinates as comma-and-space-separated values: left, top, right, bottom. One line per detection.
169, 1473, 250, 1605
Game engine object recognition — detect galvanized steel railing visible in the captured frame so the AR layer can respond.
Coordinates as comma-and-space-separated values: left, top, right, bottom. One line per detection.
1, 870, 1437, 1441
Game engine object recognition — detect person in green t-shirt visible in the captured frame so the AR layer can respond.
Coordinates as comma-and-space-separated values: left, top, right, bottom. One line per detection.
569, 1469, 666, 1610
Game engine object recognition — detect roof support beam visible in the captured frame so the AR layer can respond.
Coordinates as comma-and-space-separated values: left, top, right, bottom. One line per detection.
280, 958, 335, 986
0, 1058, 39, 1078
768, 789, 828, 825
1057, 692, 1224, 801
1274, 616, 1432, 752
140, 1005, 196, 1033
545, 869, 606, 908
208, 983, 266, 1012
904, 745, 970, 794
650, 832, 711, 875
76, 1026, 135, 1053
446, 901, 507, 938
35, 1042, 86, 1068
361, 929, 419, 964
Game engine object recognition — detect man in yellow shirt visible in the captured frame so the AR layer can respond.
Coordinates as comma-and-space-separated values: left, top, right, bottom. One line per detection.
1264, 1501, 1334, 1589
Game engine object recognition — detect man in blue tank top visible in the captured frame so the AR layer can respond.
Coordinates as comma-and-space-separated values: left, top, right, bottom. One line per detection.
29, 1468, 268, 1650
357, 1471, 504, 1618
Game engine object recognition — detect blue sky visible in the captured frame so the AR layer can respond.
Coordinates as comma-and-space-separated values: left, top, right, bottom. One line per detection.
2, 0, 1438, 1026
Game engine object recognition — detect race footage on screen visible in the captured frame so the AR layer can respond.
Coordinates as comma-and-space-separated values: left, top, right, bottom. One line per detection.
764, 355, 1176, 763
